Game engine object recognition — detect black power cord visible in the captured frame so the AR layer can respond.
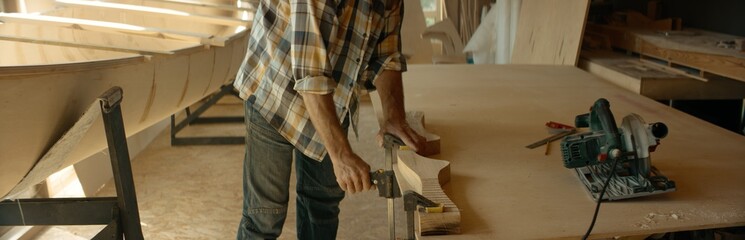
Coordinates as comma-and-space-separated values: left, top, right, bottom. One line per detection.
581, 156, 622, 240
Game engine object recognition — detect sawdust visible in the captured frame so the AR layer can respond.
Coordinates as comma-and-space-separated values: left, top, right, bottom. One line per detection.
685, 207, 745, 223
634, 211, 688, 229
634, 206, 745, 230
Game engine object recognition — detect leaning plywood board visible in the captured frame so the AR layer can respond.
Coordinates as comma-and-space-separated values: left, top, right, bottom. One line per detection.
511, 0, 590, 65
401, 0, 433, 64
0, 3, 250, 199
397, 64, 745, 239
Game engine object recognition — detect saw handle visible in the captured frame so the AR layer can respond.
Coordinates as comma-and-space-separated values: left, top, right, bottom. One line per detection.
575, 98, 623, 159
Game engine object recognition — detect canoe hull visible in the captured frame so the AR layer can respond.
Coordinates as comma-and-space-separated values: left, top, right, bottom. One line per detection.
0, 32, 248, 199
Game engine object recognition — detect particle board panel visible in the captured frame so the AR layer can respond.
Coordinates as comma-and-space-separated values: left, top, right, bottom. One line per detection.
639, 39, 745, 82
511, 0, 590, 65
584, 24, 745, 83
579, 50, 745, 100
398, 64, 745, 239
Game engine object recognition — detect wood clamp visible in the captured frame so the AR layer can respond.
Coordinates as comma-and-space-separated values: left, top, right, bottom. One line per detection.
403, 191, 442, 240
370, 171, 444, 240
370, 170, 401, 199
375, 134, 446, 239
382, 133, 404, 239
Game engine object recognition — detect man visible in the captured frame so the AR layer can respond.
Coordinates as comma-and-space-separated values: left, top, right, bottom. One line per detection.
233, 0, 425, 239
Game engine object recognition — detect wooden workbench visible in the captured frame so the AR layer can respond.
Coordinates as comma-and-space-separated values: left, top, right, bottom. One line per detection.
399, 64, 745, 239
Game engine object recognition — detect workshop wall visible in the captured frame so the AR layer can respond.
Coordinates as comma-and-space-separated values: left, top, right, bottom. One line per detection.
609, 0, 745, 36
600, 0, 745, 135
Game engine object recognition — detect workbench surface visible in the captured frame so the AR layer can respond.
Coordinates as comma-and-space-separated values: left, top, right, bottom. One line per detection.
400, 64, 745, 239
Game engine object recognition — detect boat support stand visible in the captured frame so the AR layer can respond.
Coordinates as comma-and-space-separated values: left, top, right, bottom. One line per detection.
170, 83, 245, 146
0, 87, 145, 240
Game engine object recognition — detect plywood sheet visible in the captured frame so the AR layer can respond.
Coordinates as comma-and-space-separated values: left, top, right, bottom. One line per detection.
511, 0, 590, 65
398, 64, 745, 239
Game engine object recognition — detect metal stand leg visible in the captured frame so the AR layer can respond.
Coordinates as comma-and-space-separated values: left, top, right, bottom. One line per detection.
99, 87, 144, 240
170, 83, 245, 146
0, 86, 144, 240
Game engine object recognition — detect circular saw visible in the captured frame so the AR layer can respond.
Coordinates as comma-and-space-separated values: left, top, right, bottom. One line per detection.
560, 98, 676, 200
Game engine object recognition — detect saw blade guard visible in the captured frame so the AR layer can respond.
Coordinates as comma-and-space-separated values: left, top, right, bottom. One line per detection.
620, 114, 668, 177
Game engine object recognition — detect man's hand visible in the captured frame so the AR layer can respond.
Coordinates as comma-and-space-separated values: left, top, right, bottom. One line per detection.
329, 151, 372, 194
376, 119, 427, 154
373, 70, 427, 153
300, 91, 373, 194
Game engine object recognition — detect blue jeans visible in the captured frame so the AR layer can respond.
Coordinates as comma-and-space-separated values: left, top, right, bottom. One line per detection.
237, 102, 346, 240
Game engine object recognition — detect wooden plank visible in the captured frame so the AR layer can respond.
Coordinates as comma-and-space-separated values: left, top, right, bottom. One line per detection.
397, 64, 745, 239
639, 39, 745, 82
585, 23, 640, 52
135, 0, 253, 11
584, 24, 745, 82
368, 101, 454, 237
56, 0, 250, 27
0, 13, 225, 46
406, 111, 441, 156
625, 11, 672, 31
638, 58, 709, 82
511, 0, 590, 65
579, 51, 745, 99
0, 23, 178, 55
43, 4, 244, 40
396, 150, 461, 237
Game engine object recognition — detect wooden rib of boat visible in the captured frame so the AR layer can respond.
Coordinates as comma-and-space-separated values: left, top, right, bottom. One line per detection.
0, 0, 252, 199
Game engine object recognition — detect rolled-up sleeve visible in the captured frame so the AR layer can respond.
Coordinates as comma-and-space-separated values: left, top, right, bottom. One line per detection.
363, 0, 406, 91
374, 0, 406, 72
290, 0, 337, 94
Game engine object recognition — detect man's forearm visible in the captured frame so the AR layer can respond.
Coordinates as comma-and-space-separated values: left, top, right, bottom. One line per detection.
300, 92, 353, 160
374, 70, 426, 152
301, 91, 371, 193
374, 70, 407, 124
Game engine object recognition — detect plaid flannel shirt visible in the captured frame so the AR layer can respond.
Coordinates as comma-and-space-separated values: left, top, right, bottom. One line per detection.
233, 0, 407, 161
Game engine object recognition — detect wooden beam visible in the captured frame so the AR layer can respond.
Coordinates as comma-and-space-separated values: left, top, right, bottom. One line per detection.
406, 111, 441, 157
398, 111, 458, 237
0, 33, 173, 55
135, 0, 254, 11
580, 50, 745, 100
396, 150, 461, 237
639, 39, 745, 82
0, 13, 228, 46
56, 0, 250, 27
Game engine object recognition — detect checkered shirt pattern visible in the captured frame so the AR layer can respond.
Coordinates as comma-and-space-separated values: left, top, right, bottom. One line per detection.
233, 0, 406, 161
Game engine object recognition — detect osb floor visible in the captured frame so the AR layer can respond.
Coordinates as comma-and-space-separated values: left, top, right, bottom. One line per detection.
33, 99, 408, 239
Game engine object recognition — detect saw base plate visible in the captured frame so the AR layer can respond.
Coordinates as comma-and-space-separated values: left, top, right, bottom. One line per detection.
574, 164, 676, 201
